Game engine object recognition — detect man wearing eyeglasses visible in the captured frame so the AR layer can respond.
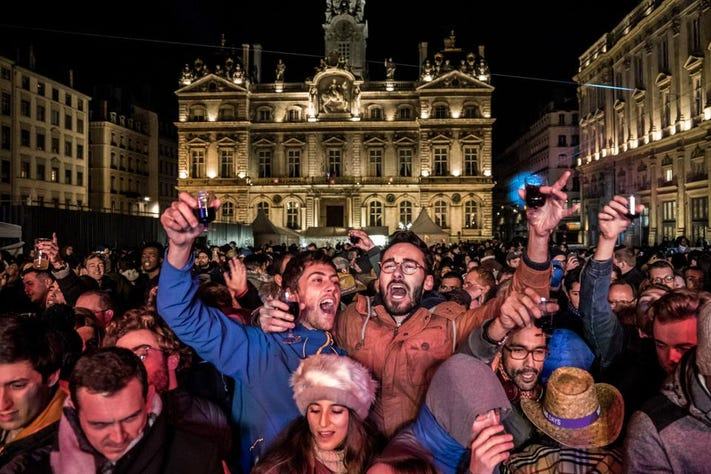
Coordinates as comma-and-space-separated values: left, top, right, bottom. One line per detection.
647, 260, 676, 289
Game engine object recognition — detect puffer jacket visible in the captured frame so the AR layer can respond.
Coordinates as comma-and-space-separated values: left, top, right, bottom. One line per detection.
335, 256, 550, 435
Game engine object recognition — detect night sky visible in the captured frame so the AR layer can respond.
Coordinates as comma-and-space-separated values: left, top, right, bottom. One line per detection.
1, 0, 639, 153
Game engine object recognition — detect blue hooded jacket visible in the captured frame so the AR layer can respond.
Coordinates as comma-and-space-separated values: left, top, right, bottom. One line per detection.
157, 258, 344, 472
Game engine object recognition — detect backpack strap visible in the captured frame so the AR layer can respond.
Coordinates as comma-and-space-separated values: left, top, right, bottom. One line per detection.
640, 393, 687, 432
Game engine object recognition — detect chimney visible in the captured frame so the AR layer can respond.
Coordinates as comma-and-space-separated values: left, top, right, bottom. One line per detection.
68, 69, 74, 88
253, 44, 262, 83
102, 100, 108, 121
28, 44, 36, 70
418, 42, 428, 76
478, 45, 486, 58
241, 44, 250, 79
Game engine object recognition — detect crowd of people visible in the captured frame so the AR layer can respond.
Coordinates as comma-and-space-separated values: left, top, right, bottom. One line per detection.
1, 171, 711, 473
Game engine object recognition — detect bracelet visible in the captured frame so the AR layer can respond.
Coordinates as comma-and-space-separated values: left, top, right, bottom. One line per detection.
481, 320, 508, 346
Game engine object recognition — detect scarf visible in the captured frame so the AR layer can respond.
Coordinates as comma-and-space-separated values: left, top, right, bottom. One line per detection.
0, 387, 66, 453
313, 445, 346, 473
411, 405, 467, 474
497, 365, 543, 404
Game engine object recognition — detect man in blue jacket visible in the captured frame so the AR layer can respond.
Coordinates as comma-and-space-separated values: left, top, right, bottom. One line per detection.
157, 192, 344, 472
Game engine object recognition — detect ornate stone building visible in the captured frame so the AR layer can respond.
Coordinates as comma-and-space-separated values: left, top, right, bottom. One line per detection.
175, 1, 494, 242
575, 0, 711, 246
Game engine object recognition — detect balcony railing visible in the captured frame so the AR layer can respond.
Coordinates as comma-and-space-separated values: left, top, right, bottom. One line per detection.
687, 172, 708, 183
657, 177, 678, 187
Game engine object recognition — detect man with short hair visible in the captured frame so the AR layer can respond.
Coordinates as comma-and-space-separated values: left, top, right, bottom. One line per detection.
21, 268, 54, 312
157, 192, 344, 471
684, 266, 704, 291
133, 242, 163, 307
48, 347, 221, 473
438, 271, 463, 293
75, 290, 115, 327
614, 246, 644, 289
608, 281, 636, 315
624, 301, 711, 472
647, 260, 676, 289
0, 314, 65, 470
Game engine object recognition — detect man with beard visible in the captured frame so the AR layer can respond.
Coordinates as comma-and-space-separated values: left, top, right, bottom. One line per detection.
261, 172, 577, 437
103, 308, 231, 457
156, 192, 345, 472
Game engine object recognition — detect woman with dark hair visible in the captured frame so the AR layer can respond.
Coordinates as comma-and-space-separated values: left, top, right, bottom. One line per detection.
253, 354, 380, 474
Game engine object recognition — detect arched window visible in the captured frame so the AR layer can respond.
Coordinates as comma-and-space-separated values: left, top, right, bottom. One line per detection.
398, 105, 413, 120
257, 107, 272, 122
433, 104, 449, 119
369, 106, 383, 120
399, 201, 413, 226
286, 202, 300, 229
462, 104, 480, 118
287, 108, 301, 122
464, 200, 479, 229
219, 105, 235, 121
369, 201, 383, 227
222, 201, 235, 221
256, 201, 269, 218
434, 200, 448, 228
189, 105, 206, 122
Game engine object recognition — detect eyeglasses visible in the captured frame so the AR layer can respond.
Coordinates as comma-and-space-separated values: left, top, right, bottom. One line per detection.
503, 345, 547, 362
381, 259, 425, 275
132, 345, 167, 362
651, 275, 675, 284
608, 299, 634, 307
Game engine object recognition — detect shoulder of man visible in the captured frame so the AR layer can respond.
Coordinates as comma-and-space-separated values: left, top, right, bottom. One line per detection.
429, 300, 468, 321
639, 392, 687, 433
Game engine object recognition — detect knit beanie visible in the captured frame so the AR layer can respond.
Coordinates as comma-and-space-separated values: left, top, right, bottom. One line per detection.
291, 354, 377, 420
425, 354, 511, 447
696, 301, 711, 376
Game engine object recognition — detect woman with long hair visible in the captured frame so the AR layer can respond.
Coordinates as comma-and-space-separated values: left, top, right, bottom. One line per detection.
253, 354, 380, 473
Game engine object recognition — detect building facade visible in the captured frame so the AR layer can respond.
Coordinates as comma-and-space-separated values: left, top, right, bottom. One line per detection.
158, 122, 179, 212
495, 100, 581, 243
575, 0, 711, 246
0, 56, 90, 208
175, 1, 495, 242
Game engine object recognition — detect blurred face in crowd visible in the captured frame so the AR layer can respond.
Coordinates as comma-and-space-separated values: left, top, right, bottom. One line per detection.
296, 263, 341, 331
379, 243, 433, 317
22, 272, 52, 304
77, 378, 153, 462
653, 318, 697, 375
307, 400, 349, 451
501, 327, 547, 391
195, 251, 210, 268
673, 275, 686, 290
507, 257, 521, 269
684, 268, 704, 291
438, 276, 461, 293
45, 281, 66, 307
141, 247, 161, 273
608, 284, 635, 314
115, 330, 174, 393
567, 282, 581, 310
649, 266, 674, 288
86, 256, 106, 281
0, 360, 57, 434
463, 271, 491, 309
76, 293, 113, 327
65, 246, 74, 256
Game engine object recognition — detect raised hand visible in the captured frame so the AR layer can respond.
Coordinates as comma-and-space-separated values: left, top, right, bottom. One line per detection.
223, 258, 248, 299
486, 288, 546, 343
598, 195, 644, 241
469, 411, 514, 474
348, 228, 375, 252
160, 192, 221, 248
36, 233, 64, 270
521, 170, 580, 238
257, 298, 296, 333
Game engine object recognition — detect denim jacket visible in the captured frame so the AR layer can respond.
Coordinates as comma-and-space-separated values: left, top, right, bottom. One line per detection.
579, 258, 625, 369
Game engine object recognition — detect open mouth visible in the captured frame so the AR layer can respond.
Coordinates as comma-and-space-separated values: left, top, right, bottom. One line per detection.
319, 297, 337, 314
388, 283, 408, 301
317, 431, 335, 441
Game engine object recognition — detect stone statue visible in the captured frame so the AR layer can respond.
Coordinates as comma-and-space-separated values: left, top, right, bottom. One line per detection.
351, 84, 361, 116
459, 59, 467, 72
215, 64, 224, 77
309, 85, 318, 115
275, 59, 285, 82
466, 52, 476, 74
180, 64, 194, 85
353, 0, 365, 22
422, 59, 434, 80
321, 78, 347, 113
225, 57, 234, 74
385, 58, 396, 80
232, 62, 244, 83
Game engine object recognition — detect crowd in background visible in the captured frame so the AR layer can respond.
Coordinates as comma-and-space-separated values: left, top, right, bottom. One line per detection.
1, 172, 711, 473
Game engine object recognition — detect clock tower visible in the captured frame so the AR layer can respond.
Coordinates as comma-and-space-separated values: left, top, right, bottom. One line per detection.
323, 0, 368, 78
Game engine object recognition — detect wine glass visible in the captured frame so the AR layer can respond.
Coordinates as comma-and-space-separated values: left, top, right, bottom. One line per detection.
279, 288, 301, 344
524, 175, 547, 209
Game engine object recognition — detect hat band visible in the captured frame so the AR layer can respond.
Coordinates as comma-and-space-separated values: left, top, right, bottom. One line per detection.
543, 405, 600, 429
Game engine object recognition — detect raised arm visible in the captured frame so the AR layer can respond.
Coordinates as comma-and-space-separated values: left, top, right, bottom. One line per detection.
579, 195, 643, 368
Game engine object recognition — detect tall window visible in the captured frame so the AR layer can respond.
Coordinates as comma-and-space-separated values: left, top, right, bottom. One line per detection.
464, 200, 479, 229
258, 108, 272, 121
558, 135, 567, 146
659, 37, 669, 72
399, 201, 413, 226
64, 139, 72, 157
558, 114, 565, 125
287, 149, 301, 178
0, 93, 10, 116
369, 107, 383, 120
691, 196, 708, 243
20, 100, 30, 117
221, 202, 234, 221
257, 201, 270, 218
36, 104, 45, 122
258, 149, 272, 178
369, 149, 383, 177
692, 75, 703, 117
690, 17, 701, 53
328, 149, 341, 177
661, 91, 671, 128
398, 106, 412, 120
637, 102, 646, 139
368, 201, 383, 227
287, 109, 301, 122
462, 105, 479, 118
634, 56, 644, 88
65, 169, 72, 185
662, 200, 676, 240
434, 104, 448, 119
36, 132, 45, 151
286, 202, 300, 229
398, 149, 412, 177
434, 200, 448, 228
191, 149, 205, 178
433, 147, 448, 176
338, 42, 350, 62
463, 147, 479, 176
617, 113, 625, 144
220, 149, 234, 178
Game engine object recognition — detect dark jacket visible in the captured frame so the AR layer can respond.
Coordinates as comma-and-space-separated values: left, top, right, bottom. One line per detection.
0, 388, 66, 473
624, 350, 711, 473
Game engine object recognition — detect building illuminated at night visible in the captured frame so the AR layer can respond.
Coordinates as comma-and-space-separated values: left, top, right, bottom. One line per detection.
175, 0, 495, 242
575, 0, 711, 246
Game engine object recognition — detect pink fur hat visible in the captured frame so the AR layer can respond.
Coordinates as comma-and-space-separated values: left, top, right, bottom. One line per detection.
291, 354, 377, 420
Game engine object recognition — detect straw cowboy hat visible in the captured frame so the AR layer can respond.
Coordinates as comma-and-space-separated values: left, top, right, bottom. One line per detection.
521, 367, 624, 449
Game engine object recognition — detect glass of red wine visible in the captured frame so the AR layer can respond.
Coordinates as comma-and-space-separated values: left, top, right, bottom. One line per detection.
194, 191, 216, 226
524, 175, 547, 209
279, 288, 301, 344
625, 195, 640, 220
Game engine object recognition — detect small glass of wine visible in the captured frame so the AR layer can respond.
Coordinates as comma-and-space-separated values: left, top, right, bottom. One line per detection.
524, 175, 547, 209
534, 297, 558, 333
625, 195, 640, 220
279, 288, 302, 344
194, 191, 216, 226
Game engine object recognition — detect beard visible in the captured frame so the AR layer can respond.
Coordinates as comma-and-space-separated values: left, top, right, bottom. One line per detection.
383, 281, 424, 316
507, 366, 540, 391
149, 364, 170, 393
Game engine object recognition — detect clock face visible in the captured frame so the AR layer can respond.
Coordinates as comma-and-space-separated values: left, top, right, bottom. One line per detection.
336, 21, 352, 39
